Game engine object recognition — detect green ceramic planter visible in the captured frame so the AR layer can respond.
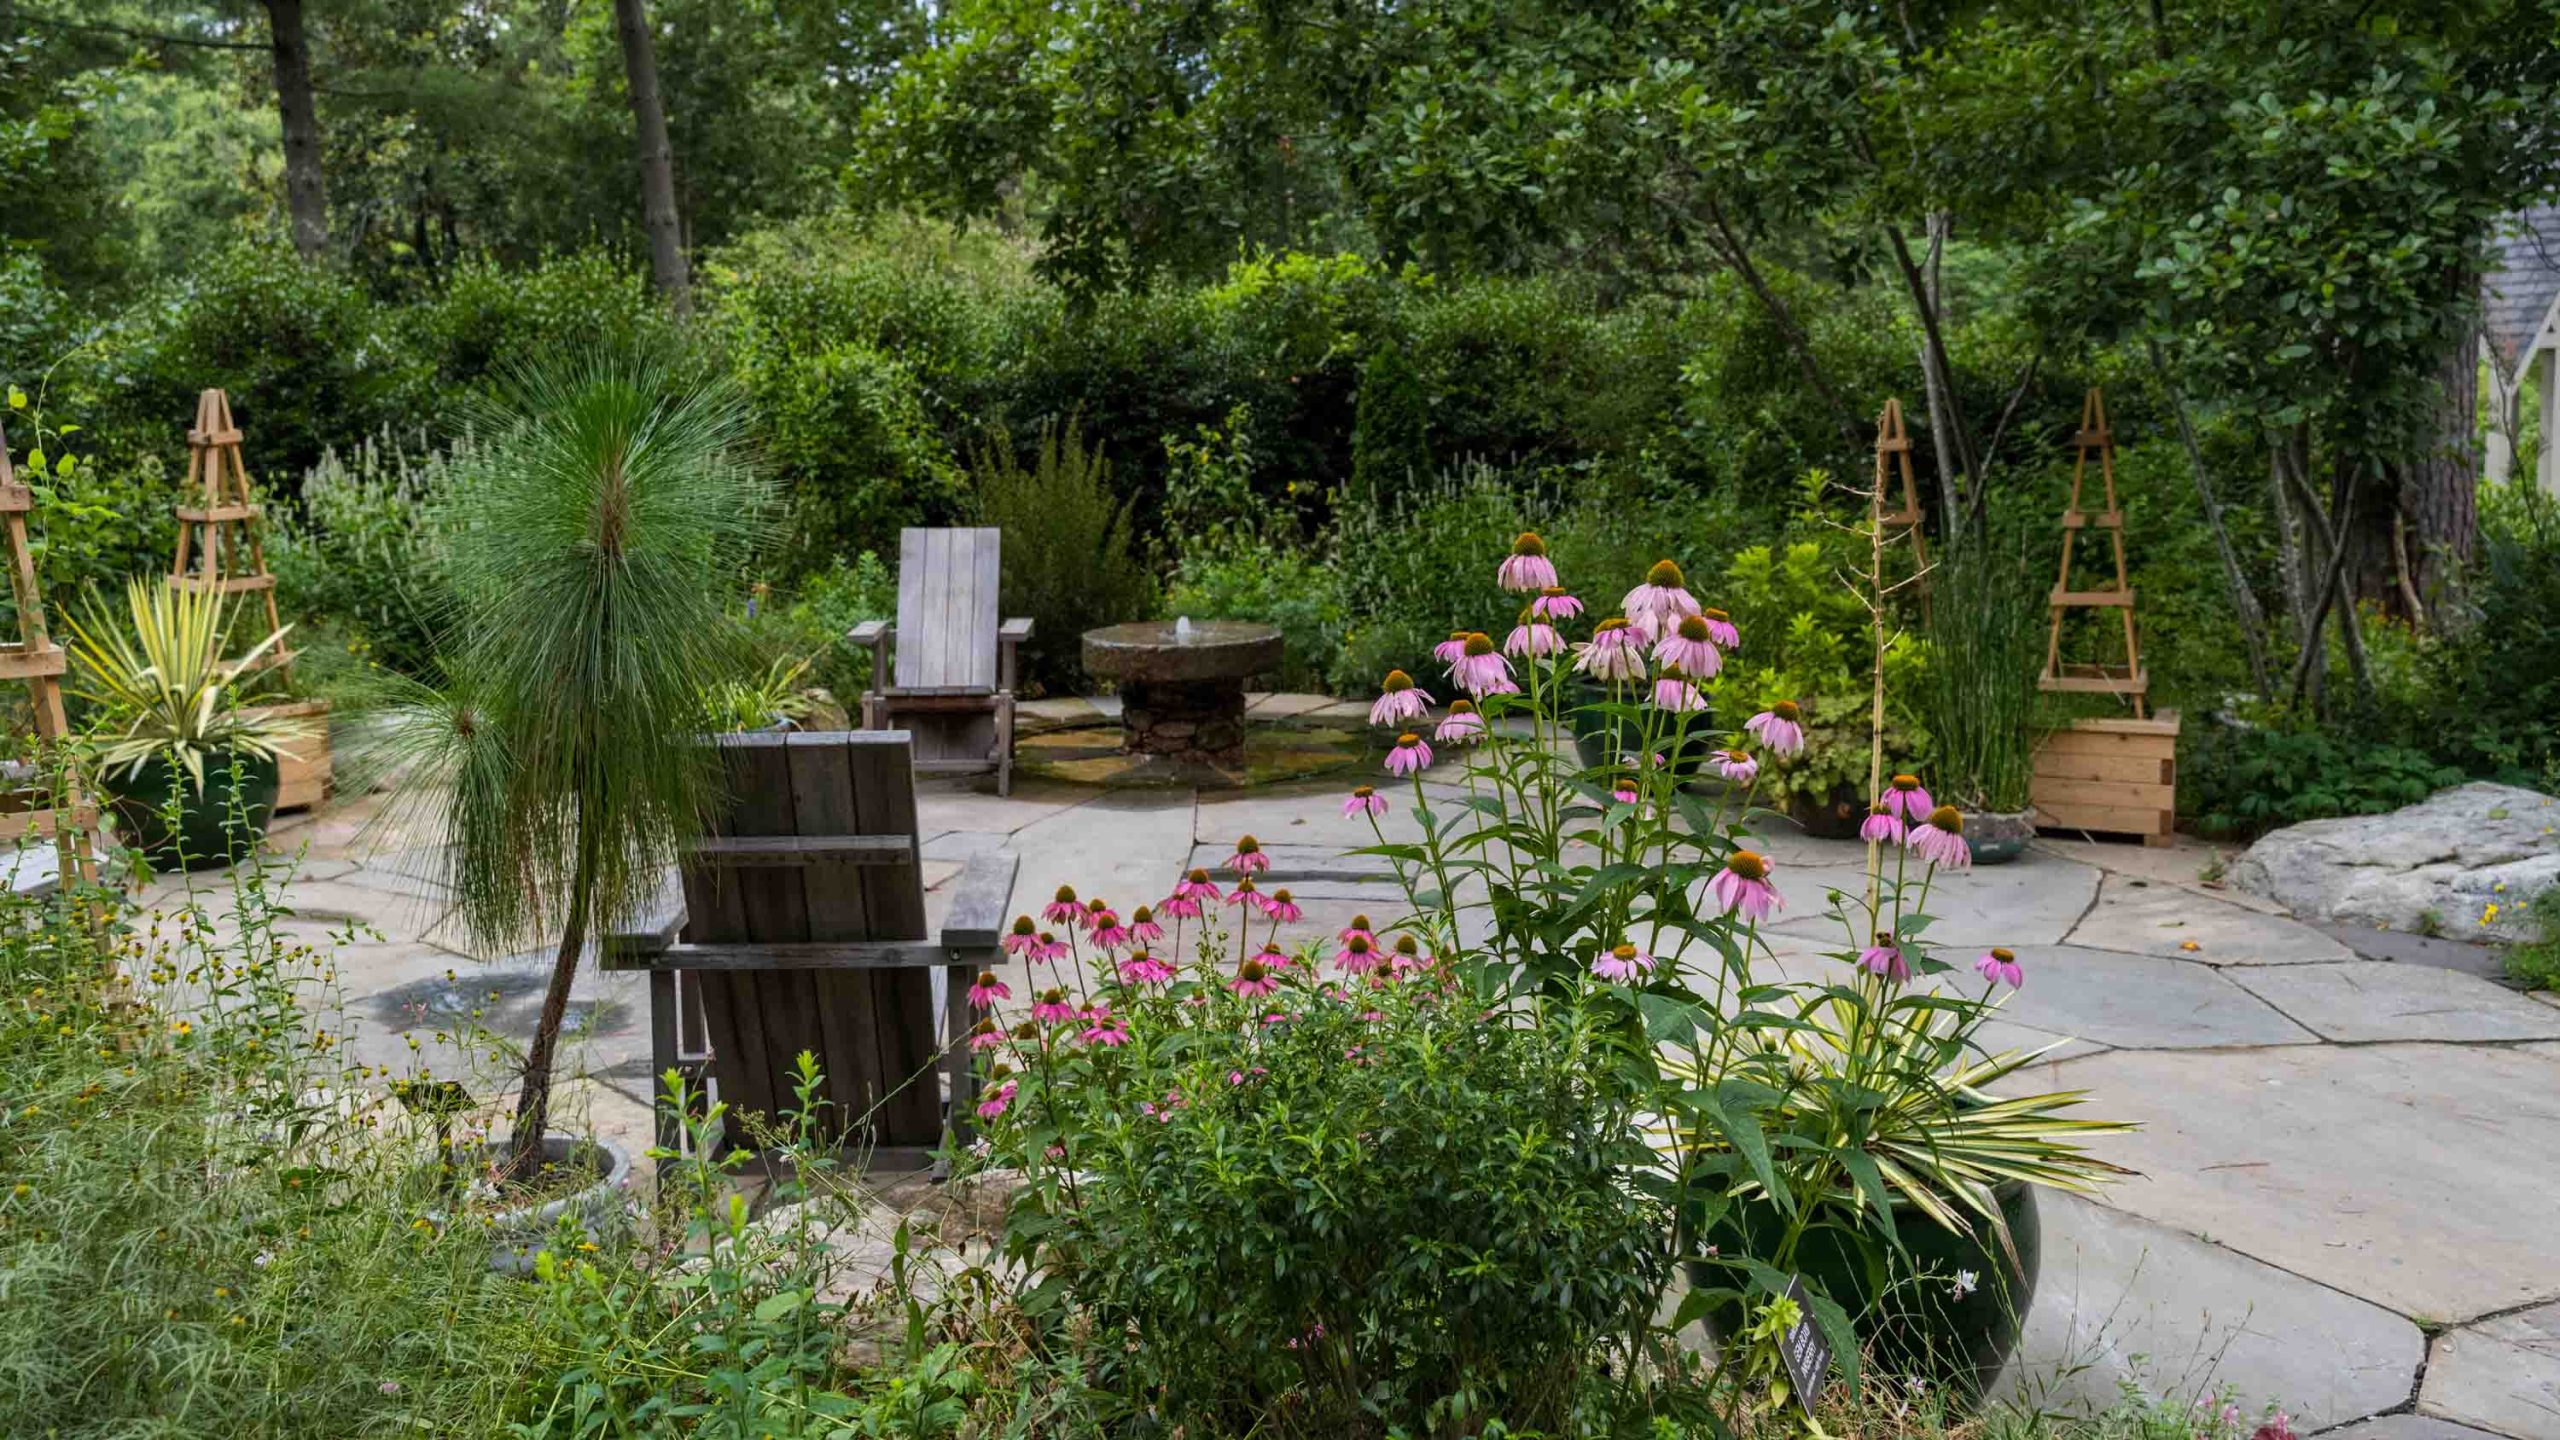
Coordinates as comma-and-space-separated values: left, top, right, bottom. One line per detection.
1688, 1178, 2039, 1403
102, 750, 280, 870
1965, 808, 2036, 865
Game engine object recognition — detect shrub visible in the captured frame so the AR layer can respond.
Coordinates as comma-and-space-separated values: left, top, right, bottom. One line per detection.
1349, 337, 1430, 506
269, 431, 466, 680
398, 250, 675, 396
734, 336, 968, 573
2184, 720, 2464, 838
972, 419, 1155, 694
1325, 462, 1543, 693
1918, 537, 2049, 813
985, 930, 1665, 1436
1164, 539, 1347, 693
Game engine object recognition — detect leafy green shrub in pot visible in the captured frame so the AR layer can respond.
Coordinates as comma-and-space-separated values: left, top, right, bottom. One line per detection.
65, 579, 308, 868
1918, 539, 2048, 860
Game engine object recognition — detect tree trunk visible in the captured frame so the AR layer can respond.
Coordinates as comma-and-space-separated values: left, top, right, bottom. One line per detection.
502, 816, 599, 1185
1884, 220, 1980, 519
613, 0, 691, 313
2149, 342, 2273, 701
2400, 313, 2481, 628
2267, 432, 2322, 707
1696, 198, 1865, 456
1913, 214, 1969, 534
262, 0, 328, 260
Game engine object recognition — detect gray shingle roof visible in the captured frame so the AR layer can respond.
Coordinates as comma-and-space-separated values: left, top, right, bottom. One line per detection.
2485, 207, 2560, 370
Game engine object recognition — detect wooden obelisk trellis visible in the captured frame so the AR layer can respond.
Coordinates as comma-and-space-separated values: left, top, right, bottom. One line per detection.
2038, 387, 2147, 717
0, 417, 98, 885
1873, 398, 1931, 609
171, 389, 291, 684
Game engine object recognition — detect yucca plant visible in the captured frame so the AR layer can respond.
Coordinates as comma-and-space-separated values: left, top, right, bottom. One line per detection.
63, 578, 306, 788
700, 654, 816, 732
358, 349, 770, 1184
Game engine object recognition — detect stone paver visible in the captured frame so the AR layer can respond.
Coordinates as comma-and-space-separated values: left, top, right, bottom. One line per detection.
1992, 945, 2318, 1051
1996, 1190, 2422, 1429
2421, 1300, 2560, 1439
2071, 874, 2356, 966
2227, 963, 2560, 1044
2320, 1416, 2515, 1440
2058, 1043, 2560, 1323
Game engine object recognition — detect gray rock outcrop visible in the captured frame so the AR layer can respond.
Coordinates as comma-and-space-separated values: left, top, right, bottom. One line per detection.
2231, 781, 2560, 943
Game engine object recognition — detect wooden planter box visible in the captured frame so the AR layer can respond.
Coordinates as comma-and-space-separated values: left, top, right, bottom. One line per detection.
246, 698, 333, 812
2030, 710, 2178, 847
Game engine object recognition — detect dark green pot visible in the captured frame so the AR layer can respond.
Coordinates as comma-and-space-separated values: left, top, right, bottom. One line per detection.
1783, 784, 1867, 840
1689, 1179, 2038, 1404
102, 750, 280, 870
1966, 808, 2036, 866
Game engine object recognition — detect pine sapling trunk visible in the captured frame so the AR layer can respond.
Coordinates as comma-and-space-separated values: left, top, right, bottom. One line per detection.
501, 815, 599, 1187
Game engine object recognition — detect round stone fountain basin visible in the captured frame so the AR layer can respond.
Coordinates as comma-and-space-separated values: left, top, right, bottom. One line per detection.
1081, 620, 1284, 763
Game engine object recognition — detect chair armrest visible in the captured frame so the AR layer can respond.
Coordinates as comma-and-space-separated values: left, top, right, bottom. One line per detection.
848, 619, 892, 646
997, 617, 1034, 643
600, 909, 684, 969
939, 850, 1019, 952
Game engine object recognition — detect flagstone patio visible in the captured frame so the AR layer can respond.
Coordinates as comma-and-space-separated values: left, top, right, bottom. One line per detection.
137, 701, 2560, 1438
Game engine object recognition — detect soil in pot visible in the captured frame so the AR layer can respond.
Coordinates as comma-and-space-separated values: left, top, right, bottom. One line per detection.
102, 750, 280, 870
1689, 1179, 2038, 1403
429, 1133, 632, 1274
1965, 808, 2035, 865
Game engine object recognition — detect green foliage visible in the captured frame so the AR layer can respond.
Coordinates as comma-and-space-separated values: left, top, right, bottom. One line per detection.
400, 251, 677, 396
734, 337, 968, 574
970, 420, 1156, 694
990, 938, 1665, 1436
2185, 722, 2464, 838
1349, 337, 1430, 505
1164, 540, 1347, 694
1327, 463, 1544, 692
1919, 539, 2049, 813
2501, 887, 2560, 992
270, 433, 466, 680
61, 579, 301, 789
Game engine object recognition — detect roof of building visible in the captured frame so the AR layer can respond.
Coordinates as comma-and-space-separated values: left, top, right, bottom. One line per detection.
2485, 207, 2560, 370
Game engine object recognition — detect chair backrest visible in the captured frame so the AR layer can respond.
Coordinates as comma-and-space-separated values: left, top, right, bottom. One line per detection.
678, 730, 941, 1147
893, 526, 1002, 692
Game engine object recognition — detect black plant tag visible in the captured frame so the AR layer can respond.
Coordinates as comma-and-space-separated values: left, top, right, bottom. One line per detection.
1779, 1275, 1833, 1419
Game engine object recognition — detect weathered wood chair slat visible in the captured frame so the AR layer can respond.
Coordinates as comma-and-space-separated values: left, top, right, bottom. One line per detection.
853, 527, 1030, 794
603, 731, 1017, 1173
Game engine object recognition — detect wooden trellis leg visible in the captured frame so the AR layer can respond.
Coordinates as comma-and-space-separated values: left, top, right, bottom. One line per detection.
1874, 398, 1933, 613
170, 389, 293, 689
2038, 387, 2148, 718
0, 417, 97, 887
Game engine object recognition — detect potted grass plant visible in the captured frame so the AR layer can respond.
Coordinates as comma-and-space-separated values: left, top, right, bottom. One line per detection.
358, 348, 770, 1198
1917, 540, 2048, 863
65, 579, 309, 868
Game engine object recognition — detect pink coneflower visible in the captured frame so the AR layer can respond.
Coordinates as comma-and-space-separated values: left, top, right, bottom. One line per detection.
1262, 887, 1304, 924
1881, 773, 1935, 823
1369, 669, 1434, 727
1531, 587, 1584, 621
1910, 805, 1971, 870
1573, 617, 1647, 682
975, 1078, 1017, 1121
1083, 897, 1114, 931
1709, 850, 1783, 921
1505, 620, 1563, 659
1651, 670, 1708, 714
1158, 893, 1202, 919
1975, 947, 2023, 988
1448, 632, 1516, 696
1498, 531, 1559, 592
1335, 933, 1384, 974
1859, 803, 1906, 846
1130, 905, 1164, 944
1169, 868, 1221, 908
1089, 910, 1132, 949
1699, 607, 1740, 649
1591, 943, 1656, 983
1388, 933, 1430, 972
1385, 732, 1433, 777
1002, 916, 1039, 956
1041, 886, 1081, 926
1435, 699, 1486, 745
1434, 631, 1471, 666
1080, 1004, 1130, 1047
1622, 559, 1702, 642
1120, 950, 1177, 984
967, 970, 1011, 1008
1226, 836, 1271, 875
1714, 749, 1759, 785
1745, 700, 1805, 757
967, 1018, 1004, 1052
1340, 914, 1376, 947
1230, 957, 1281, 998
1343, 784, 1389, 819
1612, 784, 1639, 805
1032, 931, 1068, 963
1032, 988, 1078, 1024
1859, 936, 1911, 984
1653, 613, 1726, 678
1226, 876, 1262, 911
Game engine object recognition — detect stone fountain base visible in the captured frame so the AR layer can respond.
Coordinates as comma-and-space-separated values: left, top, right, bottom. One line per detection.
1121, 679, 1250, 763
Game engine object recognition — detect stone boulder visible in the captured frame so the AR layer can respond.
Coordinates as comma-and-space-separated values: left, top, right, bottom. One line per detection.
2231, 781, 2560, 943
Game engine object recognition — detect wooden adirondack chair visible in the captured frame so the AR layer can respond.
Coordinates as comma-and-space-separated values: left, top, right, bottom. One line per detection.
850, 527, 1033, 796
603, 730, 1017, 1170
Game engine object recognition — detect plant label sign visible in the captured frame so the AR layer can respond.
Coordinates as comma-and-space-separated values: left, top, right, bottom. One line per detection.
1780, 1275, 1833, 1418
